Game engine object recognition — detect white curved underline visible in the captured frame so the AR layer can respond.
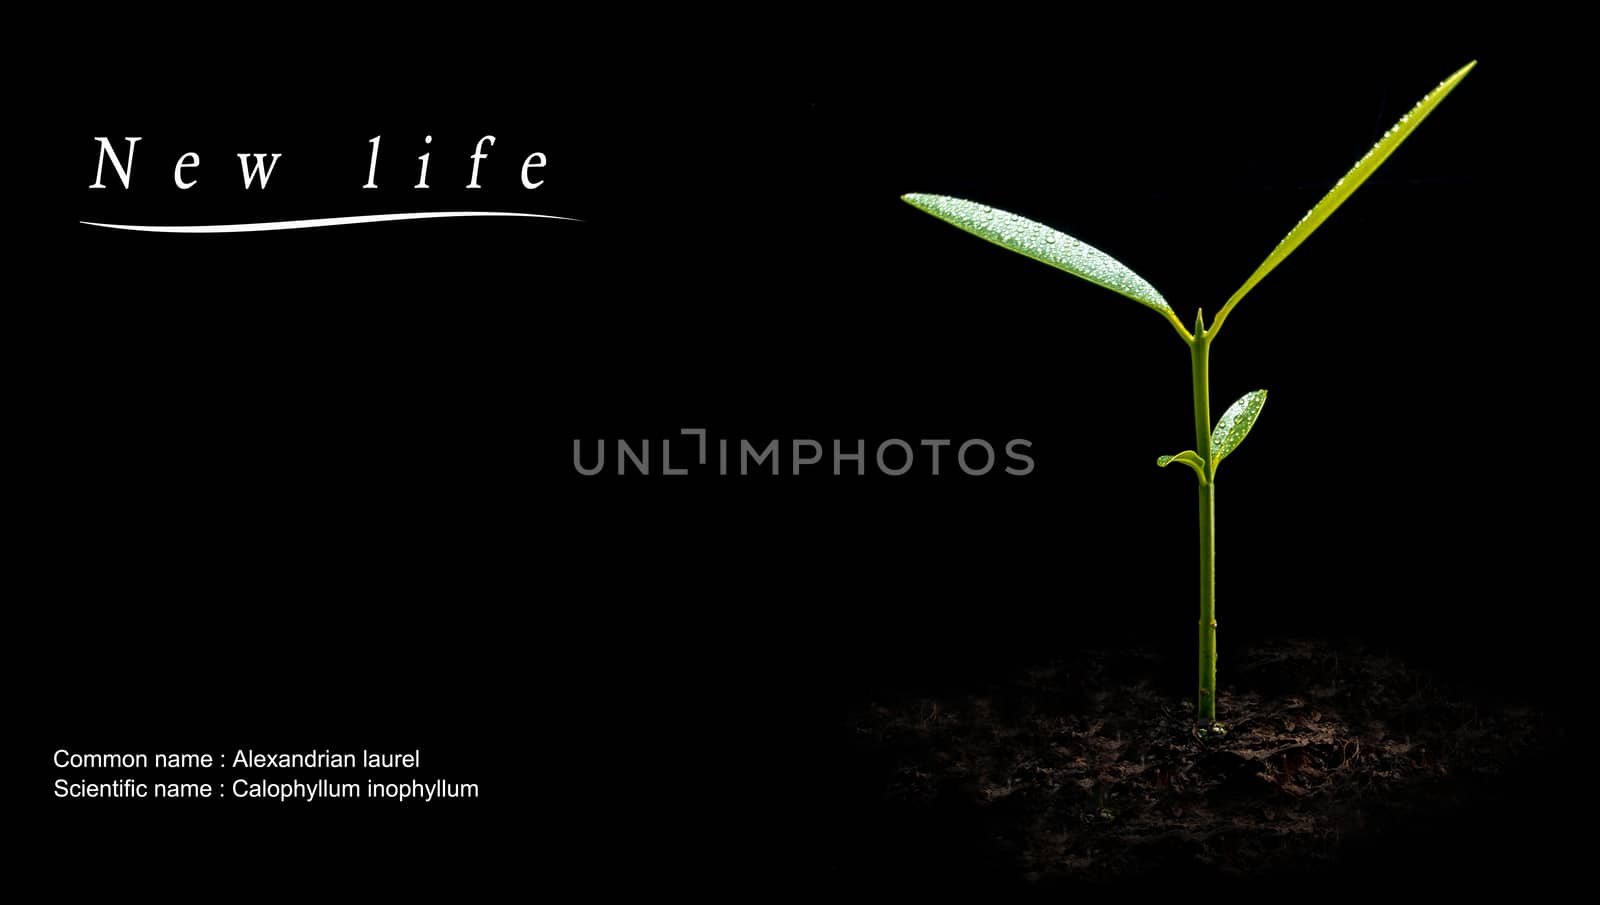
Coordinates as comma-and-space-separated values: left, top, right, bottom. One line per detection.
79, 211, 582, 233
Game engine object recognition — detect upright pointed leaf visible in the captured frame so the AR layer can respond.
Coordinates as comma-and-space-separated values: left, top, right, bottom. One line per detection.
1213, 61, 1476, 329
1211, 390, 1267, 466
901, 194, 1172, 319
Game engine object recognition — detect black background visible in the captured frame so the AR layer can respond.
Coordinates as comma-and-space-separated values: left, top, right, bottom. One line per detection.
29, 17, 1580, 895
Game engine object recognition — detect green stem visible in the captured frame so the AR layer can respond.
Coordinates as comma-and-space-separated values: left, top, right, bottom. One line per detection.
1197, 481, 1217, 724
1190, 317, 1217, 725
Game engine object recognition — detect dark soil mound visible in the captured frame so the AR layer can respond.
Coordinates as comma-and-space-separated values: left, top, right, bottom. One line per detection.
841, 639, 1557, 889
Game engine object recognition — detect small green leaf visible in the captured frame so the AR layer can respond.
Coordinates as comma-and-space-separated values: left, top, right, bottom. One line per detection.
1211, 390, 1267, 466
901, 194, 1171, 319
1212, 61, 1476, 330
1158, 450, 1208, 482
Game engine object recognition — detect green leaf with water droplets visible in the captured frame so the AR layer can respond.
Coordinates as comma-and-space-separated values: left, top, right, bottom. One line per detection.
901, 193, 1172, 319
1158, 450, 1208, 482
1212, 61, 1476, 330
1211, 390, 1267, 467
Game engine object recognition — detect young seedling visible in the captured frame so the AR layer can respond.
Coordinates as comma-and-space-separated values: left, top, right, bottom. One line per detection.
903, 62, 1475, 729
